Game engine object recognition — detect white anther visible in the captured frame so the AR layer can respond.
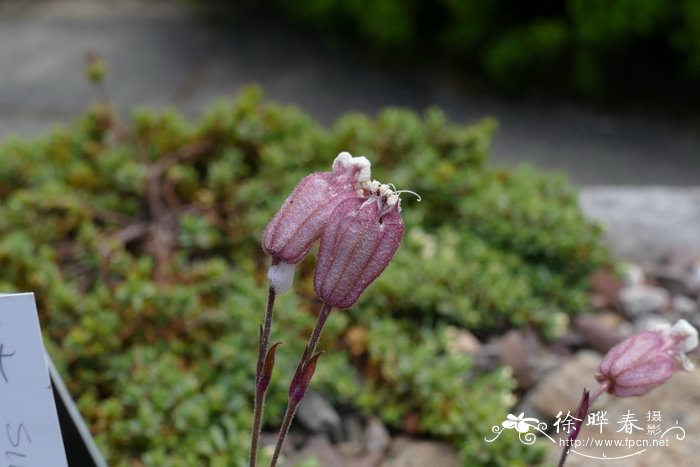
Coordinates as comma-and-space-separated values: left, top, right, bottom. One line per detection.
379, 184, 394, 198
365, 179, 381, 193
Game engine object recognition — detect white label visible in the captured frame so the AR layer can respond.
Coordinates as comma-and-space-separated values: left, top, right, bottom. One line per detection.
0, 293, 68, 467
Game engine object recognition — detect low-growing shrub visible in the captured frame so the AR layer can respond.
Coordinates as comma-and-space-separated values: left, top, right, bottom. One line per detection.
0, 86, 605, 465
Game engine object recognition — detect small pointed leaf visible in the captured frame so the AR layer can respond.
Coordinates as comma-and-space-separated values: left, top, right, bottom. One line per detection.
257, 342, 282, 394
289, 351, 324, 404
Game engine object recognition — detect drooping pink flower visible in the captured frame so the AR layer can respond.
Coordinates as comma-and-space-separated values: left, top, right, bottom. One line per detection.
314, 180, 406, 308
595, 319, 698, 397
263, 152, 370, 293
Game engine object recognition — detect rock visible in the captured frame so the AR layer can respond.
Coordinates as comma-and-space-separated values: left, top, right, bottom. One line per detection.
365, 416, 391, 454
526, 351, 602, 420
544, 368, 700, 467
589, 268, 624, 309
623, 263, 646, 286
296, 391, 343, 441
618, 284, 670, 316
259, 431, 296, 460
345, 452, 385, 467
659, 246, 699, 271
472, 342, 501, 372
579, 188, 700, 263
336, 441, 364, 460
687, 263, 700, 297
574, 313, 629, 354
445, 327, 481, 354
530, 353, 564, 384
633, 314, 673, 333
672, 295, 698, 316
497, 330, 536, 389
654, 265, 691, 296
654, 247, 700, 297
380, 437, 461, 467
338, 414, 365, 458
294, 434, 345, 467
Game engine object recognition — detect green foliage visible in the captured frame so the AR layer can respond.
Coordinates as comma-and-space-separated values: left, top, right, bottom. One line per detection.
0, 87, 605, 465
270, 0, 700, 97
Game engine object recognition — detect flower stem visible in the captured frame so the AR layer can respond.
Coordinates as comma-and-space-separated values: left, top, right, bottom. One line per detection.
249, 285, 276, 467
557, 388, 591, 467
270, 302, 333, 467
589, 382, 608, 404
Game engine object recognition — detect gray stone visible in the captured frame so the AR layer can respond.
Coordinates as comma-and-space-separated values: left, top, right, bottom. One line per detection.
365, 416, 391, 454
574, 313, 628, 354
380, 437, 460, 467
660, 245, 699, 270
580, 188, 700, 262
338, 414, 365, 458
526, 351, 602, 420
623, 263, 646, 286
618, 284, 670, 316
294, 434, 345, 467
688, 264, 700, 296
655, 265, 693, 296
633, 314, 674, 333
672, 295, 698, 316
296, 391, 343, 441
496, 329, 536, 389
344, 452, 384, 467
590, 268, 625, 309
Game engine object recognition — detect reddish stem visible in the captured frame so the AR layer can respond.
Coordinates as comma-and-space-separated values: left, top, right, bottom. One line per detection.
270, 302, 333, 467
249, 286, 276, 467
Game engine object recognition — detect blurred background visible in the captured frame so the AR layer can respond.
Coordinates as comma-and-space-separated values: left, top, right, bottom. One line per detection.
1, 0, 699, 466
4, 0, 700, 186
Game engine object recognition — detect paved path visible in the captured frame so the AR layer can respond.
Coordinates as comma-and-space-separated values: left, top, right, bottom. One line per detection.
1, 0, 699, 258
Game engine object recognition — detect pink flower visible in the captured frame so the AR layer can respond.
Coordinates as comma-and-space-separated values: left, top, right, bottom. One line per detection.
314, 180, 406, 308
595, 319, 698, 397
263, 152, 370, 293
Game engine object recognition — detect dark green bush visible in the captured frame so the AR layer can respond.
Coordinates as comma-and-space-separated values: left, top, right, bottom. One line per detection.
270, 0, 700, 97
0, 86, 605, 465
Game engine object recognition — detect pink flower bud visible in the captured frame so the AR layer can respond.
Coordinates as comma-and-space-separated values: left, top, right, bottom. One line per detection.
314, 181, 406, 309
595, 319, 698, 397
263, 152, 370, 293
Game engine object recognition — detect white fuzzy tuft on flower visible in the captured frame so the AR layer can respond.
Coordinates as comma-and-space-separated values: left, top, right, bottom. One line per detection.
332, 152, 371, 184
654, 318, 698, 371
267, 261, 296, 294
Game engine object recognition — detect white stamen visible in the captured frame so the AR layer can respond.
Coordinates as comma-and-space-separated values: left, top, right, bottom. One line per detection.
394, 189, 422, 202
363, 179, 421, 216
